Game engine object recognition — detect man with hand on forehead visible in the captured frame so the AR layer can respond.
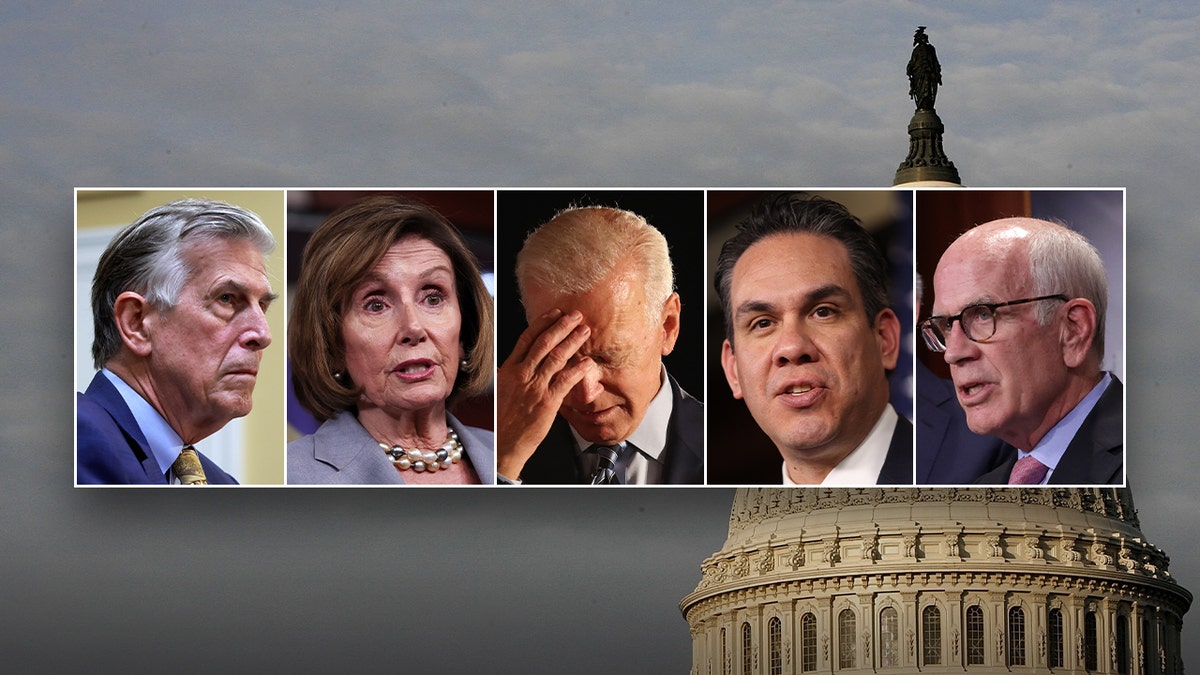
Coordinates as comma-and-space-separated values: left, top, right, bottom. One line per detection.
924, 217, 1122, 485
495, 206, 703, 485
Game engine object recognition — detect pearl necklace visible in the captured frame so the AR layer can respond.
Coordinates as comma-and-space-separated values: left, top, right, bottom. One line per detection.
378, 430, 464, 472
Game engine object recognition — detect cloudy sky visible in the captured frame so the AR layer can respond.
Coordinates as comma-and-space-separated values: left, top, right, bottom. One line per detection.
3, 1, 1198, 671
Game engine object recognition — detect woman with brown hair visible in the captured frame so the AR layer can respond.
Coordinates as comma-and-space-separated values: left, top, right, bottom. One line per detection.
287, 195, 494, 484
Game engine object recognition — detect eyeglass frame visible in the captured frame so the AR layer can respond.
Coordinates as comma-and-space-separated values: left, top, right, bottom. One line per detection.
920, 294, 1069, 353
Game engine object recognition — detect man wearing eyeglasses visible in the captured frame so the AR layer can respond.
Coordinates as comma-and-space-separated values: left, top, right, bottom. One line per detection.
925, 217, 1122, 485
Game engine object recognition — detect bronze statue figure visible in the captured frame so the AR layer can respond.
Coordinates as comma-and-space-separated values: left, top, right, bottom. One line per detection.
907, 26, 941, 111
894, 26, 960, 185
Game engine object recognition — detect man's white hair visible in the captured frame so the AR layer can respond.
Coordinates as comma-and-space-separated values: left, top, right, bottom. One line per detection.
1025, 220, 1108, 357
516, 206, 674, 325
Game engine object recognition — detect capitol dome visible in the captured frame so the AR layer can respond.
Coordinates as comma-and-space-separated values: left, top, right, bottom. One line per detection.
681, 488, 1190, 674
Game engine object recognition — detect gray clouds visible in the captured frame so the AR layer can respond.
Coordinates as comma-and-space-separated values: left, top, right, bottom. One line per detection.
8, 3, 1198, 190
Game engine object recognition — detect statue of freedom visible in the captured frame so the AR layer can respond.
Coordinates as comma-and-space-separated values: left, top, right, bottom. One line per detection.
907, 26, 941, 111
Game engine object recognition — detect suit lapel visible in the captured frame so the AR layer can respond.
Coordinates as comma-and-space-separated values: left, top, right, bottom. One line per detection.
1049, 377, 1123, 484
663, 375, 704, 485
311, 411, 406, 484
877, 415, 914, 485
915, 365, 953, 482
449, 414, 495, 485
85, 372, 165, 483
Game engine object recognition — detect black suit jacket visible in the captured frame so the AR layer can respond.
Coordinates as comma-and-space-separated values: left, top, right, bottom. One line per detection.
915, 361, 1006, 484
975, 376, 1123, 485
518, 373, 703, 484
876, 415, 915, 485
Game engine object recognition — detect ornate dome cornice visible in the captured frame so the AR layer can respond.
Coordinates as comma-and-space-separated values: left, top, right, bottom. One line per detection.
683, 488, 1189, 619
727, 488, 1139, 540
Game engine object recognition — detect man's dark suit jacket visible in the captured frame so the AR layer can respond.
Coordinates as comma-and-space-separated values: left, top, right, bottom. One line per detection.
517, 373, 703, 484
77, 371, 238, 485
975, 375, 1123, 485
875, 415, 915, 485
916, 361, 1006, 484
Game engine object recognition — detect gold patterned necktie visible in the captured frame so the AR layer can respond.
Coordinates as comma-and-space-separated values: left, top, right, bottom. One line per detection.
172, 445, 209, 485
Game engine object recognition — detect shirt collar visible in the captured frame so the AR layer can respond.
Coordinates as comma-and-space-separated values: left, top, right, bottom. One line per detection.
101, 368, 184, 479
783, 404, 897, 486
568, 365, 673, 461
1018, 372, 1113, 482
